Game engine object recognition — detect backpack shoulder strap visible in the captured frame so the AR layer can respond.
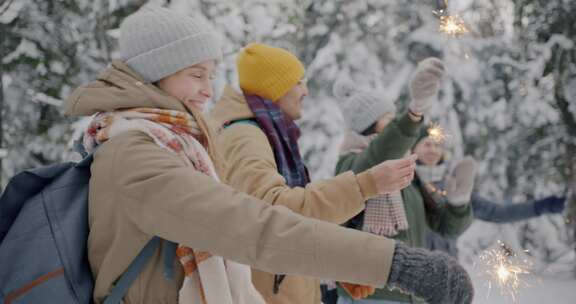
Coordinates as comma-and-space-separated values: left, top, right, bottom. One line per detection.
223, 118, 259, 129
103, 237, 161, 304
163, 240, 177, 279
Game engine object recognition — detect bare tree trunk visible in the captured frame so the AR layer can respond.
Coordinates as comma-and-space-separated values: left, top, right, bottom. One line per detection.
553, 49, 576, 277
565, 150, 576, 278
568, 152, 576, 278
0, 67, 4, 187
0, 21, 5, 187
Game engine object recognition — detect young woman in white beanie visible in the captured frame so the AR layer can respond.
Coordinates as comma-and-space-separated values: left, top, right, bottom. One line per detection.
413, 128, 567, 258
64, 6, 473, 304
332, 58, 475, 304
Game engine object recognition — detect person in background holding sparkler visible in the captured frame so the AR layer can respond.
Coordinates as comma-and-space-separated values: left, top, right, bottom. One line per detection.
331, 58, 475, 304
414, 130, 567, 257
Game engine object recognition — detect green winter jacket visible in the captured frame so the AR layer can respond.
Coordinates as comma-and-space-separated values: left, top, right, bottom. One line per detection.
335, 113, 473, 303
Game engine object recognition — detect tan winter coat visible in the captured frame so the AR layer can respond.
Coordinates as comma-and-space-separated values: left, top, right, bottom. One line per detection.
210, 86, 381, 304
64, 62, 396, 304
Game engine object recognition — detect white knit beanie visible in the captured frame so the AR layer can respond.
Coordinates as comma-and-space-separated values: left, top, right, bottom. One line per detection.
119, 6, 222, 82
333, 77, 397, 133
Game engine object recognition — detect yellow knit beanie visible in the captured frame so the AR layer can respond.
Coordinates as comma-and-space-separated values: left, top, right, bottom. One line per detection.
237, 43, 305, 102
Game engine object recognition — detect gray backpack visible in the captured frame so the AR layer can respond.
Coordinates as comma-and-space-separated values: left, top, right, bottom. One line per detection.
0, 151, 176, 304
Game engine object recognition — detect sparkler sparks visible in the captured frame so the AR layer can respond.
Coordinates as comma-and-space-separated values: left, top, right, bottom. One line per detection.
478, 241, 532, 302
427, 123, 449, 143
439, 15, 469, 37
433, 0, 469, 37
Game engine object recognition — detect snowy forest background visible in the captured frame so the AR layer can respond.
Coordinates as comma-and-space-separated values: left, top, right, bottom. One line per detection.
1, 0, 575, 301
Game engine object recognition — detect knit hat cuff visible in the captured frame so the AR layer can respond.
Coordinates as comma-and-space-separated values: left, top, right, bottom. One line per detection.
350, 100, 397, 133
266, 66, 305, 101
350, 111, 379, 133
125, 32, 222, 82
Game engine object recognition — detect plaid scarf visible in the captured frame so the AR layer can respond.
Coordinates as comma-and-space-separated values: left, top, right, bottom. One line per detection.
340, 132, 409, 237
362, 192, 409, 237
244, 94, 310, 188
244, 94, 310, 293
84, 108, 264, 304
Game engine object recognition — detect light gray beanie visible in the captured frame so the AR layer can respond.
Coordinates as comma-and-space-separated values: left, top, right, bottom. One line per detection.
333, 77, 397, 133
119, 6, 222, 82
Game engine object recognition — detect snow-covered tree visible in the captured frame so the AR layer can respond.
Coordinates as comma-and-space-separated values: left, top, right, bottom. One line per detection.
0, 0, 144, 184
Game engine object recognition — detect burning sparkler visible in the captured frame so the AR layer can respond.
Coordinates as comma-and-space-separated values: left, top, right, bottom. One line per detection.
433, 0, 469, 37
439, 15, 469, 37
478, 241, 532, 302
427, 122, 449, 143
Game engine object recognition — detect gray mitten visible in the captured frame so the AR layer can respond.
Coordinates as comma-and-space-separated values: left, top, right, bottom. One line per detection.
387, 242, 474, 304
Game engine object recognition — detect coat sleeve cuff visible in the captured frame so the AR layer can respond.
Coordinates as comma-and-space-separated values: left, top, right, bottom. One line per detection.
447, 204, 472, 217
397, 112, 422, 137
314, 221, 397, 287
357, 171, 378, 200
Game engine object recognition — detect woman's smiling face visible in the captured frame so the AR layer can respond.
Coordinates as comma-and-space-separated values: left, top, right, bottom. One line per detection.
157, 60, 217, 111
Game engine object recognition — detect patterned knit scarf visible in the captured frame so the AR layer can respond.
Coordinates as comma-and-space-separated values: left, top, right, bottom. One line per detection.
340, 132, 409, 237
416, 163, 449, 202
244, 94, 310, 188
415, 163, 447, 184
83, 108, 264, 304
244, 94, 310, 293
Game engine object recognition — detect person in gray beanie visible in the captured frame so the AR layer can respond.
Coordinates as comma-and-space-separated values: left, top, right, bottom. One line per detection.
333, 77, 398, 135
119, 5, 222, 83
63, 6, 471, 304
331, 58, 475, 304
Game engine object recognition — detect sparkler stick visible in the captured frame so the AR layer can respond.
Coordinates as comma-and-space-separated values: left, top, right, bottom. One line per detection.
435, 0, 448, 15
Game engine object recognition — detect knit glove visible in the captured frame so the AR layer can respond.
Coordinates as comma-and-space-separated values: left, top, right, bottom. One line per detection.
534, 196, 566, 215
445, 157, 477, 206
408, 58, 445, 115
340, 282, 376, 300
387, 242, 474, 304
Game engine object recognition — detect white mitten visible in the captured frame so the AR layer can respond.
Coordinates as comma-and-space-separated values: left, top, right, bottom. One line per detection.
445, 157, 477, 206
408, 58, 445, 115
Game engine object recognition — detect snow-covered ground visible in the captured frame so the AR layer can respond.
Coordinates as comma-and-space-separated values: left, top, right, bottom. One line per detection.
469, 271, 576, 304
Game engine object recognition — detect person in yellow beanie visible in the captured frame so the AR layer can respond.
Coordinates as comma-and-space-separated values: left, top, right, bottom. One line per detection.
236, 43, 306, 104
210, 43, 421, 304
